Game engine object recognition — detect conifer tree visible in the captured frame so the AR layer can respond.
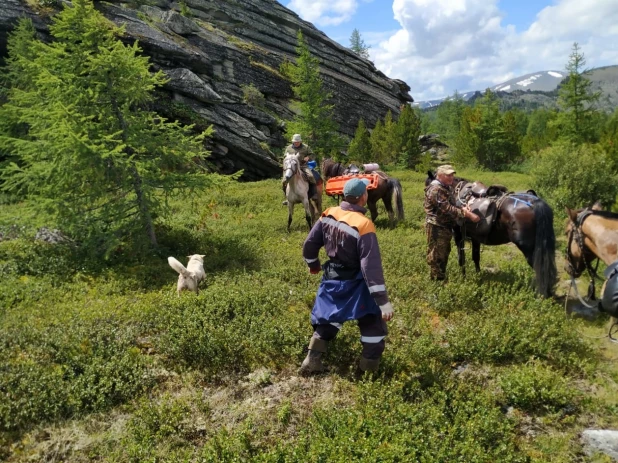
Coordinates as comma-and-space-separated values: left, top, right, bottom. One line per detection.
381, 110, 401, 164
349, 28, 370, 60
0, 0, 219, 254
552, 42, 601, 144
601, 108, 618, 170
369, 119, 386, 164
433, 91, 465, 143
347, 118, 372, 162
521, 109, 558, 155
281, 30, 340, 159
396, 104, 422, 168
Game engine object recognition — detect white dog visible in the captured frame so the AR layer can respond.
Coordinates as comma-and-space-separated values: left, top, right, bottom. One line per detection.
168, 254, 206, 296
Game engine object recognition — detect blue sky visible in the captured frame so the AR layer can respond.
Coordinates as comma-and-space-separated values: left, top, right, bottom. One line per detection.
285, 0, 618, 101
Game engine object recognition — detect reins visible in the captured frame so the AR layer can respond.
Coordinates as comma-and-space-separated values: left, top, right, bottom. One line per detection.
565, 209, 604, 302
564, 208, 618, 342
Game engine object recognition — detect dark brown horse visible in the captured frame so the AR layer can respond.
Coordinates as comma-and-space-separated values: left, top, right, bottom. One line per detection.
425, 171, 557, 297
322, 158, 404, 224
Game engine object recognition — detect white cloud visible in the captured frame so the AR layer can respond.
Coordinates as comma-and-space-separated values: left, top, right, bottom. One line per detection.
370, 0, 618, 101
284, 0, 618, 101
286, 0, 359, 26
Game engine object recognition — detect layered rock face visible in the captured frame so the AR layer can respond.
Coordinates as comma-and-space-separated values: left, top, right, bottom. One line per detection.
0, 0, 413, 179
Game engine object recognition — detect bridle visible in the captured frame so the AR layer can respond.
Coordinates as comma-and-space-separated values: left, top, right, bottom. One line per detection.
565, 208, 618, 342
283, 155, 300, 179
565, 208, 602, 308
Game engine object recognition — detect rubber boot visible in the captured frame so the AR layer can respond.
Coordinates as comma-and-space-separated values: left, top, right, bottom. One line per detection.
359, 356, 380, 373
299, 337, 328, 376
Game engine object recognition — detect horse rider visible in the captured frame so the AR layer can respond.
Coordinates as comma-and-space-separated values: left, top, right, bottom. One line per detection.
424, 164, 480, 281
282, 134, 318, 205
300, 177, 394, 375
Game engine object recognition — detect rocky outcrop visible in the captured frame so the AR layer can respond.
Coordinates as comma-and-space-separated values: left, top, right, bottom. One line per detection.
0, 0, 413, 180
419, 133, 449, 160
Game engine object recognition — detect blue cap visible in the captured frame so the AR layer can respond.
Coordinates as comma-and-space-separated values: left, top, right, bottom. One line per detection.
343, 177, 370, 197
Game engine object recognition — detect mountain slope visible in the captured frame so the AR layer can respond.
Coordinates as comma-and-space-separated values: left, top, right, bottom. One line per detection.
415, 65, 618, 112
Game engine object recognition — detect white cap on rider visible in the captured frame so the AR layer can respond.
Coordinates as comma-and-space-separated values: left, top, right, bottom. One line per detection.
292, 134, 302, 142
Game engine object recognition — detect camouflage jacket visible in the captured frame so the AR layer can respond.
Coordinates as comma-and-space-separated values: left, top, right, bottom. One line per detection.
284, 143, 315, 166
424, 179, 464, 228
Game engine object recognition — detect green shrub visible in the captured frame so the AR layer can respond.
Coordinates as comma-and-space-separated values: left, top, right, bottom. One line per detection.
268, 380, 526, 462
532, 142, 618, 211
242, 83, 265, 107
0, 315, 152, 431
498, 361, 578, 413
445, 284, 592, 371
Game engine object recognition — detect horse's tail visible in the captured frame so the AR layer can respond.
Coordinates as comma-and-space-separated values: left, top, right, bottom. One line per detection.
387, 178, 405, 221
533, 198, 557, 297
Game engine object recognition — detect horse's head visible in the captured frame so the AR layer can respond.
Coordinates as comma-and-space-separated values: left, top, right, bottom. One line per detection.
283, 154, 299, 180
564, 206, 598, 278
425, 170, 435, 187
321, 158, 344, 181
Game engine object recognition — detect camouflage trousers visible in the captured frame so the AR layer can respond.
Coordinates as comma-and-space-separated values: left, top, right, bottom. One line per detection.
426, 223, 453, 281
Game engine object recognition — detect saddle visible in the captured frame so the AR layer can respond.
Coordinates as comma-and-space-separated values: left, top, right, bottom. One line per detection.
463, 196, 497, 238
343, 164, 361, 175
303, 170, 322, 199
457, 181, 508, 199
455, 181, 508, 238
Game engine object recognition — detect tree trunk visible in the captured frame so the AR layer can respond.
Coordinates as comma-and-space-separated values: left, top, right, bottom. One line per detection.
130, 163, 157, 246
107, 75, 157, 247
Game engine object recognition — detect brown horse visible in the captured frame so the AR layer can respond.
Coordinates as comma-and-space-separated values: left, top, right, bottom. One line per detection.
565, 204, 618, 278
425, 171, 557, 297
321, 158, 404, 224
565, 204, 618, 331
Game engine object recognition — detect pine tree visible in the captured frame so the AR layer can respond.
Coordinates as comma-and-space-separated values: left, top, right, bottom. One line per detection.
396, 104, 422, 168
0, 0, 221, 254
370, 119, 386, 163
382, 110, 401, 164
281, 30, 341, 159
433, 91, 465, 143
552, 42, 601, 144
452, 106, 481, 168
347, 118, 372, 163
601, 108, 618, 170
349, 28, 370, 60
521, 109, 558, 155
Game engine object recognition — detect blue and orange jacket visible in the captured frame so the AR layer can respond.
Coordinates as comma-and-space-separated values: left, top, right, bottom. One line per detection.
302, 202, 389, 308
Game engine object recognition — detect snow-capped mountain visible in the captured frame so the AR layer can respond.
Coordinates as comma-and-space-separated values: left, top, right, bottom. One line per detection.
414, 70, 567, 109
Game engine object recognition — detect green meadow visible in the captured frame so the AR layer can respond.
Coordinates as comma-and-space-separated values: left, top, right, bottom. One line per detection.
2, 168, 618, 462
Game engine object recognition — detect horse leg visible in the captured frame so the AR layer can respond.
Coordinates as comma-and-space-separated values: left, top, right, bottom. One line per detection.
472, 239, 481, 272
302, 199, 313, 230
453, 227, 466, 276
367, 200, 378, 222
382, 194, 394, 225
313, 184, 323, 223
287, 203, 294, 233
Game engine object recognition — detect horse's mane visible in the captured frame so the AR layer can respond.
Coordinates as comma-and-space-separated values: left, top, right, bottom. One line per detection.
590, 209, 618, 220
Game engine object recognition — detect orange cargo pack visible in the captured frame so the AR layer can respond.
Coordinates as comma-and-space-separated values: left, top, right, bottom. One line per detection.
325, 174, 379, 196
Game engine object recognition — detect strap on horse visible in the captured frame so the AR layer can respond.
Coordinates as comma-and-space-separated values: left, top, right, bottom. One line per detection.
564, 208, 618, 342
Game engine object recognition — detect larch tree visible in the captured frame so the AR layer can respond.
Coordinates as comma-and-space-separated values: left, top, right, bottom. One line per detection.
396, 104, 422, 168
552, 42, 601, 144
281, 30, 341, 159
347, 118, 372, 163
349, 28, 370, 60
0, 0, 222, 254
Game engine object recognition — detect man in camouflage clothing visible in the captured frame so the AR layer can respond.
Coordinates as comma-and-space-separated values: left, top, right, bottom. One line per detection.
282, 134, 317, 205
424, 164, 480, 281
